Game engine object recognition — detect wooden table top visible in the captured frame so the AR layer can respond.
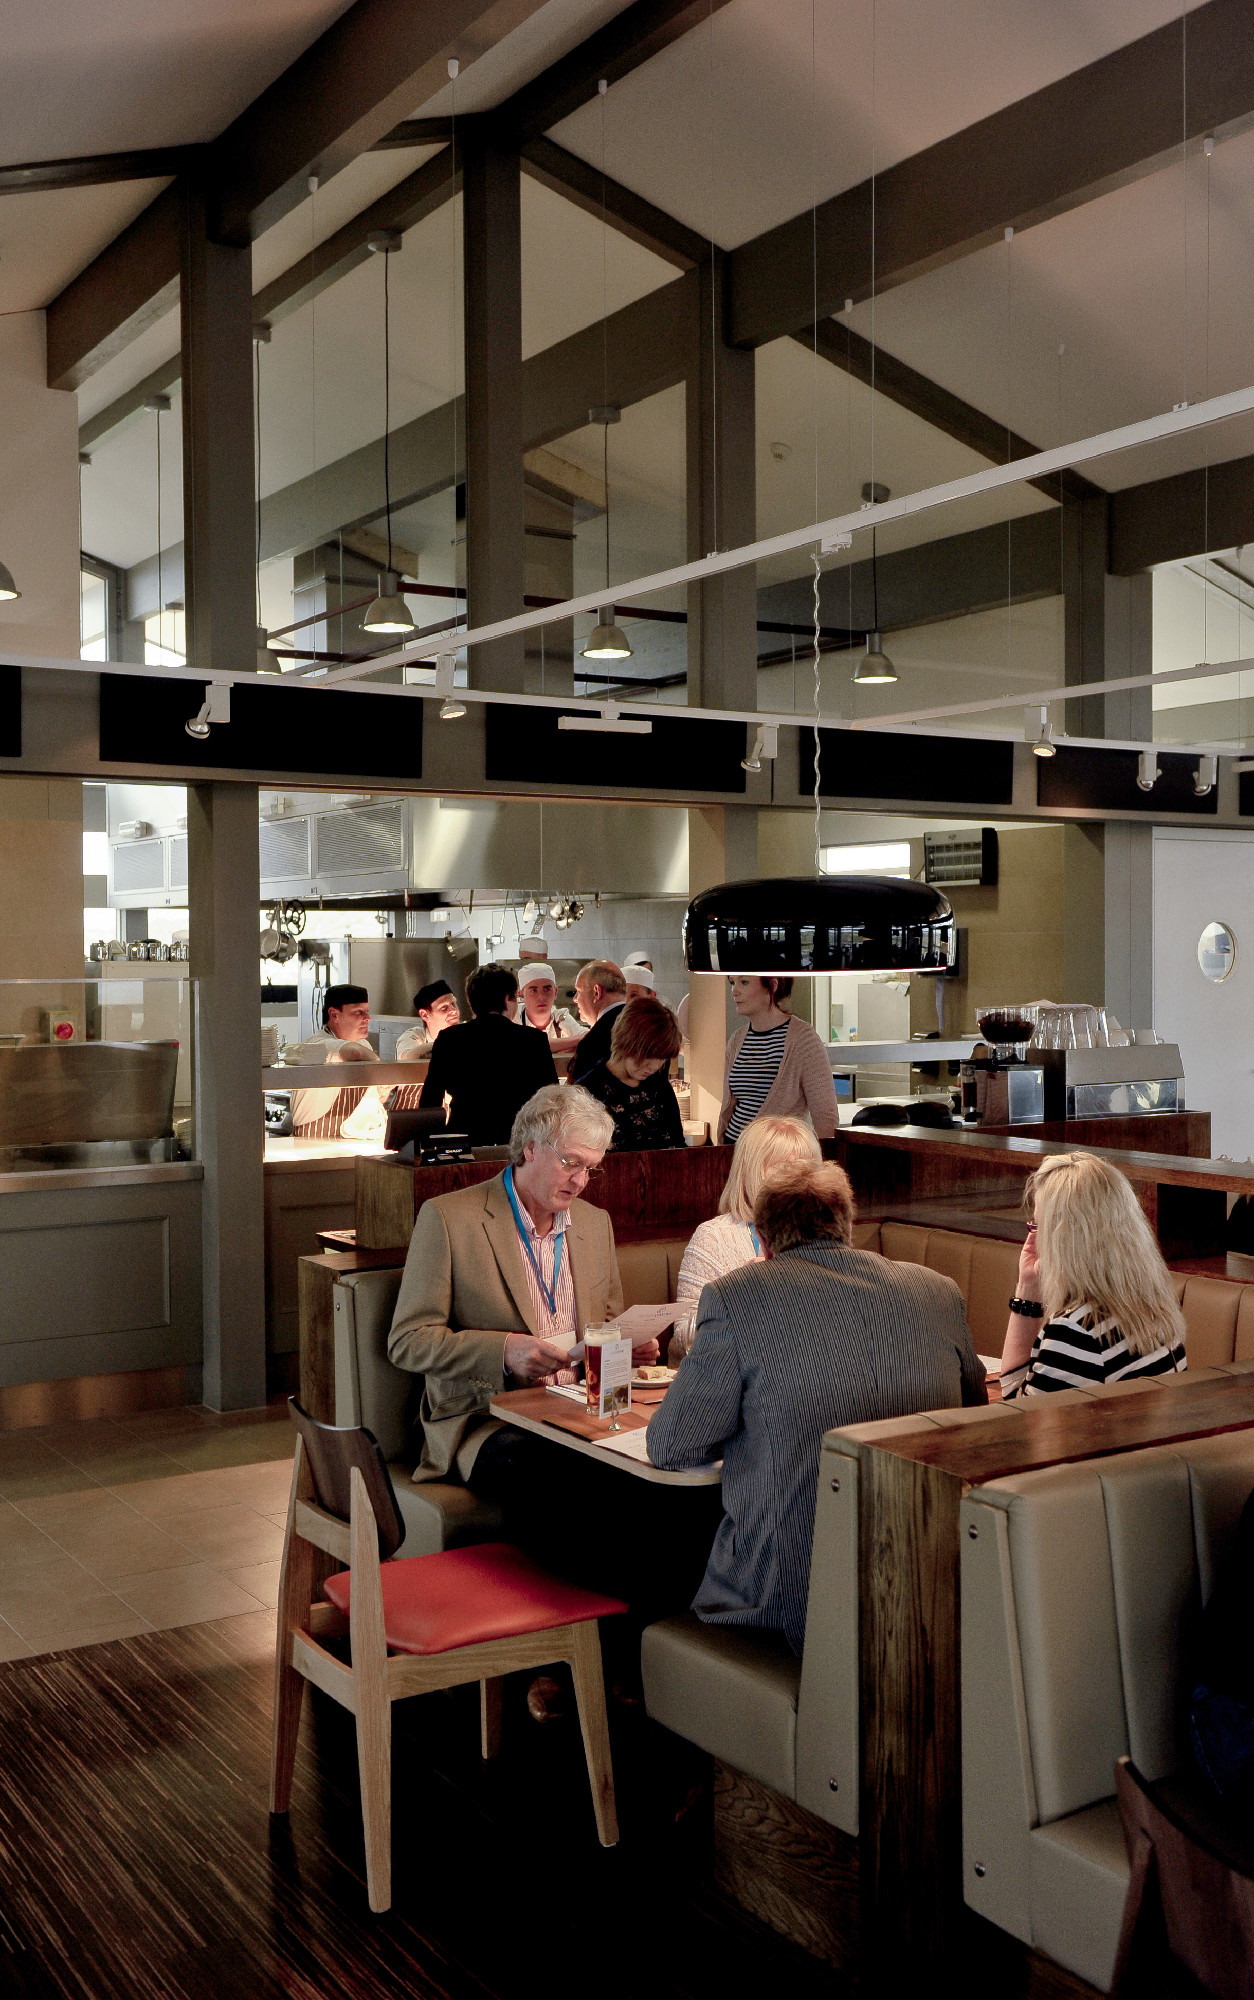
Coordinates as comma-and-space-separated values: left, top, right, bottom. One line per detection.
490, 1387, 722, 1486
839, 1123, 1254, 1194
858, 1369, 1254, 1485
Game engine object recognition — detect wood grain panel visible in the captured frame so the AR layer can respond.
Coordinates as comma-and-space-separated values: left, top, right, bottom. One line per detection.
712, 1759, 858, 1972
297, 1257, 337, 1425
858, 1449, 963, 1972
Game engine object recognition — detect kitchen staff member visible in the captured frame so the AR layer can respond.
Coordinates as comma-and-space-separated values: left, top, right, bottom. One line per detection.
290, 984, 385, 1139
516, 961, 585, 1052
623, 950, 672, 1009
395, 980, 461, 1061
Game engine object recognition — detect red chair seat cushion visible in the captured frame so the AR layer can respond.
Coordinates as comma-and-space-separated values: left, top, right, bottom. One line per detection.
322, 1542, 627, 1656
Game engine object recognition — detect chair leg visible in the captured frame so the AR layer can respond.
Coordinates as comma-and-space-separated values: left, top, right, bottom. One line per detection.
270, 1474, 316, 1815
480, 1677, 504, 1759
568, 1621, 619, 1848
349, 1467, 393, 1915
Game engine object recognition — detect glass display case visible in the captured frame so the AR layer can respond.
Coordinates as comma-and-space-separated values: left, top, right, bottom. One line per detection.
0, 975, 196, 1170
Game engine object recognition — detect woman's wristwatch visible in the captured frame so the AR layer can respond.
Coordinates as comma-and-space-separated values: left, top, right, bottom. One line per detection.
1008, 1296, 1045, 1318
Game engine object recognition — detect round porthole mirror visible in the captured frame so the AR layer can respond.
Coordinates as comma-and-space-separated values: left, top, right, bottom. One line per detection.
1198, 921, 1237, 982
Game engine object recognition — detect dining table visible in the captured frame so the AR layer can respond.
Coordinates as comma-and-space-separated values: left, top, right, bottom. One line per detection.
489, 1384, 722, 1486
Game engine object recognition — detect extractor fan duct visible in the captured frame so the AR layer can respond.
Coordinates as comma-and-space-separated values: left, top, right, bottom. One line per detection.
683, 876, 956, 975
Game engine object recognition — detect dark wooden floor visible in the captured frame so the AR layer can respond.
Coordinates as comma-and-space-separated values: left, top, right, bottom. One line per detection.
0, 1613, 843, 2000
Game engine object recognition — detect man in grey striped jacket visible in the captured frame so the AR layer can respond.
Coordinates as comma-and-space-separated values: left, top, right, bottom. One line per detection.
648, 1162, 986, 1655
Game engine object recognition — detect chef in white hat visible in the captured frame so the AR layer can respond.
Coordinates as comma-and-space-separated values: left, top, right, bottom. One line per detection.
623, 950, 671, 1009
516, 959, 586, 1051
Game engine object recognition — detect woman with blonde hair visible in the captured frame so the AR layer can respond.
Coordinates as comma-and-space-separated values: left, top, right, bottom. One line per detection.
1000, 1152, 1187, 1397
670, 1116, 822, 1357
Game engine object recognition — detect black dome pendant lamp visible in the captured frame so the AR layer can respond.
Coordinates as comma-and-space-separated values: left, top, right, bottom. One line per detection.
683, 876, 956, 975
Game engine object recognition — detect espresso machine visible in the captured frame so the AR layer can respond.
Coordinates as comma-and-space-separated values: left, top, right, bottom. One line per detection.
959, 1010, 1051, 1126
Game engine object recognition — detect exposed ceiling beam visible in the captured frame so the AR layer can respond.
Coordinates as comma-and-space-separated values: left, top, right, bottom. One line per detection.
520, 135, 705, 269
0, 148, 194, 194
207, 0, 549, 246
79, 355, 181, 454
491, 0, 735, 145
372, 119, 454, 148
1109, 452, 1254, 574
48, 182, 181, 392
253, 144, 456, 324
729, 0, 1254, 348
797, 320, 1102, 503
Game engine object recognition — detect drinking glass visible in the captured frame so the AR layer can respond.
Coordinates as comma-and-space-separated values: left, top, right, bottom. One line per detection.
584, 1326, 616, 1415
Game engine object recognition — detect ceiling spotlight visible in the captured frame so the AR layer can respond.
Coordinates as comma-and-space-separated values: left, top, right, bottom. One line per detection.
741, 722, 779, 772
363, 573, 416, 634
0, 559, 20, 602
581, 607, 633, 660
1195, 753, 1218, 796
852, 634, 898, 685
1137, 749, 1160, 792
1028, 706, 1056, 758
185, 683, 231, 740
433, 653, 466, 720
558, 703, 651, 734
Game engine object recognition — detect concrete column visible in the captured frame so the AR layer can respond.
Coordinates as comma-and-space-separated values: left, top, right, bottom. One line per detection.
685, 257, 757, 711
685, 805, 759, 1133
463, 140, 525, 691
179, 175, 255, 678
1104, 822, 1154, 1030
1062, 489, 1110, 740
188, 783, 266, 1411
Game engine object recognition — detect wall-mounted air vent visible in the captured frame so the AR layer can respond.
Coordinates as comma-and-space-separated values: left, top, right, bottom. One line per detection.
314, 802, 406, 879
923, 828, 998, 888
112, 839, 166, 895
259, 815, 312, 884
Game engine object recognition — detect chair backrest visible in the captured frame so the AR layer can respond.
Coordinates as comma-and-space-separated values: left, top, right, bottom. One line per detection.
288, 1398, 406, 1558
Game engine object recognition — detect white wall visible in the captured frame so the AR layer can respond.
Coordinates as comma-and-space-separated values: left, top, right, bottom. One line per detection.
1152, 828, 1254, 1161
0, 313, 79, 658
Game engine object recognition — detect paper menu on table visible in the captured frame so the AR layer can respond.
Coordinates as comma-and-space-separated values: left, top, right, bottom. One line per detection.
610, 1304, 680, 1338
591, 1425, 654, 1462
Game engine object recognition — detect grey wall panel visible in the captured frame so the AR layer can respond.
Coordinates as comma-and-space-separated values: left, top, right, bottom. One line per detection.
0, 1178, 202, 1387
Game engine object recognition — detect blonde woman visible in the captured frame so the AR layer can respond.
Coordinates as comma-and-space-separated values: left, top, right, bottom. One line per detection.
1001, 1152, 1187, 1398
670, 1116, 822, 1358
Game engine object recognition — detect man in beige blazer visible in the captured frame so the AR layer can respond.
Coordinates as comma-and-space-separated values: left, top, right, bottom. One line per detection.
388, 1084, 648, 1484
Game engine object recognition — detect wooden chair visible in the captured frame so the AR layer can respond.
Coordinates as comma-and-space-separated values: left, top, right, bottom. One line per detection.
1111, 1756, 1254, 1999
269, 1399, 625, 1912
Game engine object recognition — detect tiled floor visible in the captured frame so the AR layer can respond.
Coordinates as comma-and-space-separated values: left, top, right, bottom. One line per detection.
0, 1403, 294, 1660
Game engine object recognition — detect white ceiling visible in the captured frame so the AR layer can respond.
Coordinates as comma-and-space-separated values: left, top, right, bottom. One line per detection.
0, 0, 355, 158
550, 0, 1210, 250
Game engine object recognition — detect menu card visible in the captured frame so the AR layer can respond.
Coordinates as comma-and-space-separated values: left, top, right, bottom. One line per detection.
591, 1334, 633, 1421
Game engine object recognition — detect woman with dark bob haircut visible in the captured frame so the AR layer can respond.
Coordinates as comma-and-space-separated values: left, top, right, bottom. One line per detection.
578, 995, 685, 1151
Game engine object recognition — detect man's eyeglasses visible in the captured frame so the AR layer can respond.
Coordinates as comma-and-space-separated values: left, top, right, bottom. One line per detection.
544, 1141, 603, 1181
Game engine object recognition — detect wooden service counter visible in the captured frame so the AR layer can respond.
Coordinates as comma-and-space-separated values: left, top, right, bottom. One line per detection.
355, 1143, 735, 1251
834, 1120, 1243, 1260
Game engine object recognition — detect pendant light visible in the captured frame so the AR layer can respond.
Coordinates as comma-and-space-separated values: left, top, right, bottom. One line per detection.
579, 410, 632, 661
363, 230, 416, 637
0, 561, 20, 602
1028, 706, 1057, 758
684, 875, 956, 975
253, 321, 280, 670
853, 481, 897, 685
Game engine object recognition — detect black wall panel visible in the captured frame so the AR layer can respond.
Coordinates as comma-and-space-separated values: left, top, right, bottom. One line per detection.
798, 726, 1014, 806
99, 676, 422, 779
484, 703, 747, 793
1037, 744, 1216, 815
0, 665, 21, 757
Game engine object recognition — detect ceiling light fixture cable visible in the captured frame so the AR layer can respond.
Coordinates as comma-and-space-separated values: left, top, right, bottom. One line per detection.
253, 320, 273, 670
363, 232, 415, 635
144, 392, 171, 659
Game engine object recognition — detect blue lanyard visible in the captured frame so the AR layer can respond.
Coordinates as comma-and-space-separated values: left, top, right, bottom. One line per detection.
504, 1167, 564, 1317
748, 1224, 761, 1256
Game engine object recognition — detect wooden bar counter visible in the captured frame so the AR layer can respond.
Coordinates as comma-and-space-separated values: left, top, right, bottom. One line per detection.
356, 1143, 735, 1250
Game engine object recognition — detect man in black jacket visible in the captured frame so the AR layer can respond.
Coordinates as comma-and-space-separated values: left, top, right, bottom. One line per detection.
567, 960, 627, 1084
420, 963, 557, 1144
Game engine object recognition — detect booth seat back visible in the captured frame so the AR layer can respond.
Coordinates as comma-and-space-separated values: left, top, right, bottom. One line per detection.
960, 1419, 1254, 1990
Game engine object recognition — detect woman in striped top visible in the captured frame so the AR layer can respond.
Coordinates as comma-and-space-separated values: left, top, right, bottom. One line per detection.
718, 976, 838, 1144
1000, 1152, 1187, 1398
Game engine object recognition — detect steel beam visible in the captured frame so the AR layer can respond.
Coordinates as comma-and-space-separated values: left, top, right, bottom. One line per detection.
729, 0, 1254, 348
179, 176, 256, 679
520, 135, 705, 270
686, 256, 757, 710
463, 138, 526, 690
47, 182, 181, 392
492, 0, 736, 144
1109, 451, 1254, 573
0, 148, 193, 193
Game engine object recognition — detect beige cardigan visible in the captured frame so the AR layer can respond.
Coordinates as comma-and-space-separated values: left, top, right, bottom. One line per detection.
717, 1014, 839, 1143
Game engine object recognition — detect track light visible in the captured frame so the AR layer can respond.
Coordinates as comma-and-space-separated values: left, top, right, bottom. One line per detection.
1027, 706, 1056, 758
580, 607, 633, 660
557, 703, 651, 735
0, 559, 20, 602
432, 654, 466, 720
1195, 753, 1218, 796
363, 574, 416, 635
1137, 749, 1160, 792
741, 722, 779, 772
257, 624, 281, 673
852, 634, 898, 685
185, 683, 231, 740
